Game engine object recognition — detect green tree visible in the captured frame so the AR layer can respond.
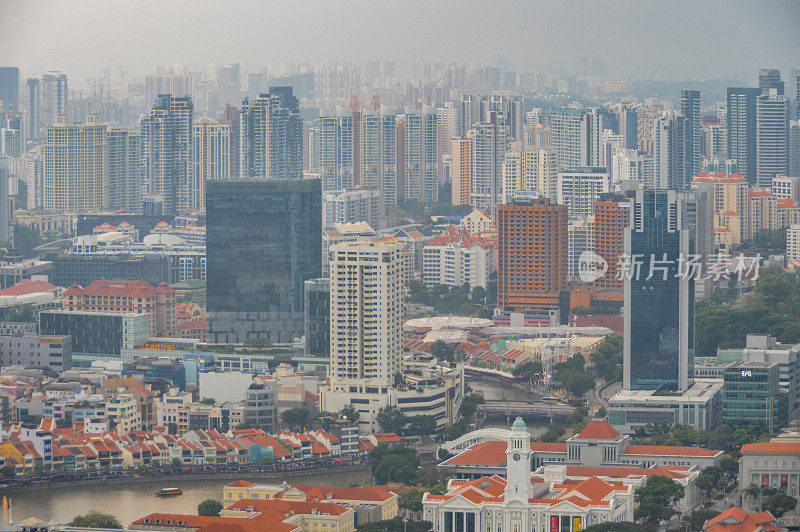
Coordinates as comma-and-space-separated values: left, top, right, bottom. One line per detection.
408, 415, 437, 436
695, 466, 723, 501
512, 360, 543, 379
437, 448, 453, 461
471, 285, 486, 305
633, 475, 685, 524
12, 224, 44, 255
69, 511, 122, 529
372, 453, 416, 484
377, 405, 408, 434
398, 488, 424, 512
539, 423, 566, 443
340, 403, 360, 423
197, 499, 223, 517
760, 492, 798, 517
280, 407, 310, 431
592, 334, 623, 383
680, 508, 720, 532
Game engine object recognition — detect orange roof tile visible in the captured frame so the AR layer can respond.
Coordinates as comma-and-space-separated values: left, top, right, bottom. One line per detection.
575, 420, 620, 440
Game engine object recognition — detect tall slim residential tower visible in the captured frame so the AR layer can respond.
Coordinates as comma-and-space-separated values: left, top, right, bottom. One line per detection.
580, 108, 604, 167
41, 72, 67, 128
794, 68, 800, 120
681, 90, 701, 183
140, 94, 194, 214
25, 78, 41, 141
239, 87, 302, 180
469, 120, 509, 213
320, 239, 404, 432
497, 197, 568, 311
206, 179, 321, 344
43, 114, 108, 213
319, 107, 355, 191
0, 67, 19, 111
107, 127, 143, 212
360, 106, 397, 210
756, 89, 789, 188
593, 195, 630, 292
451, 137, 473, 205
222, 104, 240, 178
624, 189, 695, 392
727, 87, 760, 185
0, 160, 13, 246
652, 111, 687, 189
192, 117, 231, 210
401, 104, 438, 202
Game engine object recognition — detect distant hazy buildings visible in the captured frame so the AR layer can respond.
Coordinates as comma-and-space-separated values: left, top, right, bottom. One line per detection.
0, 67, 19, 111
240, 87, 302, 180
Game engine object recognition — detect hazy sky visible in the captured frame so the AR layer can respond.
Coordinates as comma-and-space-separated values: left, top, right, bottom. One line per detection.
2, 0, 799, 81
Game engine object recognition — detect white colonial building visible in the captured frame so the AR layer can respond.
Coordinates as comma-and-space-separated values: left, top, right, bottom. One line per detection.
423, 418, 634, 532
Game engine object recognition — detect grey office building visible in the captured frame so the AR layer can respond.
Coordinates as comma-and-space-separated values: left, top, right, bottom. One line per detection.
756, 89, 789, 188
206, 179, 321, 344
304, 278, 330, 357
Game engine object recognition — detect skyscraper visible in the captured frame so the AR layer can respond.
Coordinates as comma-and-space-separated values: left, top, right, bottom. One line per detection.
41, 72, 67, 128
206, 179, 321, 344
43, 113, 108, 213
756, 89, 789, 188
497, 197, 568, 311
624, 189, 695, 392
0, 67, 20, 111
681, 90, 701, 183
794, 68, 800, 120
107, 127, 143, 212
319, 107, 355, 191
652, 111, 687, 189
140, 94, 193, 214
239, 87, 302, 180
192, 117, 231, 210
222, 104, 240, 178
320, 239, 404, 432
580, 108, 604, 167
727, 87, 760, 185
469, 120, 509, 213
0, 159, 13, 247
549, 107, 585, 171
25, 78, 41, 141
759, 68, 784, 95
360, 106, 397, 210
401, 104, 438, 202
593, 195, 630, 292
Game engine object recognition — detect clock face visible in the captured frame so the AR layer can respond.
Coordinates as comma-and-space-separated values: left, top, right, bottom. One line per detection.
512, 452, 521, 461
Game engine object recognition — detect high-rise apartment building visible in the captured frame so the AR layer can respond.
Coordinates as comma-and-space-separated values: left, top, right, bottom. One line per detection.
557, 167, 610, 221
192, 117, 231, 210
400, 104, 438, 202
593, 196, 630, 292
580, 108, 605, 168
140, 94, 194, 214
222, 104, 240, 178
497, 197, 568, 311
240, 87, 302, 180
788, 225, 800, 262
789, 121, 800, 177
107, 127, 143, 213
322, 188, 381, 227
0, 67, 19, 111
43, 113, 108, 213
756, 89, 789, 188
451, 137, 473, 205
727, 87, 760, 185
567, 217, 594, 282
319, 107, 356, 191
795, 68, 800, 120
681, 90, 701, 183
0, 160, 13, 246
41, 72, 67, 129
361, 106, 397, 210
549, 107, 585, 171
771, 176, 800, 204
652, 111, 687, 189
25, 78, 41, 141
206, 179, 321, 344
759, 68, 784, 95
469, 120, 509, 213
624, 189, 695, 392
611, 149, 653, 187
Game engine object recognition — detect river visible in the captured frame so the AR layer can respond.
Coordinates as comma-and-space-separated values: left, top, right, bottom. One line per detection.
1, 470, 371, 526
468, 378, 551, 438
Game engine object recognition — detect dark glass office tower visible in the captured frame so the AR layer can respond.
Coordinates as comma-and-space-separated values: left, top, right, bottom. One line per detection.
0, 67, 19, 111
206, 179, 321, 344
624, 189, 695, 392
727, 87, 760, 185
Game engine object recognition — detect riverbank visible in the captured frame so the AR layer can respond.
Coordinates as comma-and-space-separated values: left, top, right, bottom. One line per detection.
1, 463, 368, 495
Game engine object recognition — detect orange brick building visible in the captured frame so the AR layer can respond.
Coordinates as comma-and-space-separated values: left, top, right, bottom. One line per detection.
593, 199, 630, 292
497, 198, 567, 311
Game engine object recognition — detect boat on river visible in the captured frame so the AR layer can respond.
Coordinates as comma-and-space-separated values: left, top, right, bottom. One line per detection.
155, 487, 183, 497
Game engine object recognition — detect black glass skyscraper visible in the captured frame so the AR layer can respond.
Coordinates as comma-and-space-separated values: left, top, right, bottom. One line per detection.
206, 179, 322, 344
624, 189, 695, 392
680, 90, 700, 185
0, 67, 19, 111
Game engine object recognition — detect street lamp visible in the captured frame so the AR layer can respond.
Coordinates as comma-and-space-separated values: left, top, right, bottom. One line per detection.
403, 517, 408, 532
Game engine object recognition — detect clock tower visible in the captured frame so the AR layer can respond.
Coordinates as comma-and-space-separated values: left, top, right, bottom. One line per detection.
504, 416, 532, 503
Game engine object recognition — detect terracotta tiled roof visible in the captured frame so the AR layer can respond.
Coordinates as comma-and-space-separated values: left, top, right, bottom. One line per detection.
65, 280, 159, 298
741, 441, 800, 454
0, 279, 57, 296
703, 506, 779, 531
290, 485, 394, 502
575, 421, 620, 440
226, 480, 255, 487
